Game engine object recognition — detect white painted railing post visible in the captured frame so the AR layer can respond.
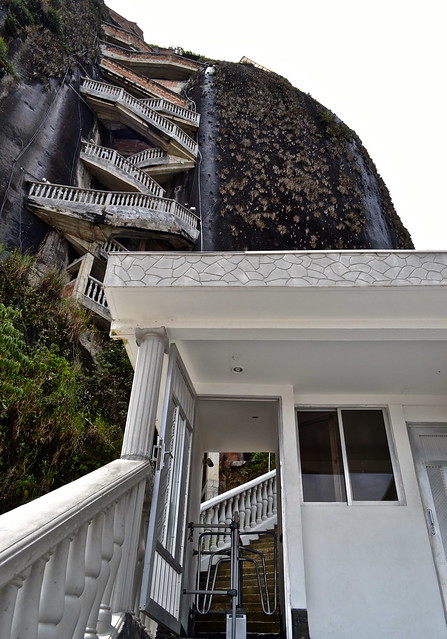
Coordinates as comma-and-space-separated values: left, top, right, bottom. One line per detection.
74, 514, 104, 639
96, 499, 126, 634
37, 539, 71, 638
0, 576, 24, 638
58, 523, 89, 638
11, 559, 46, 639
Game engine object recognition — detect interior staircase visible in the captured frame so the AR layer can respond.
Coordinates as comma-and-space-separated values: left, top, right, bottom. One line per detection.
192, 529, 280, 638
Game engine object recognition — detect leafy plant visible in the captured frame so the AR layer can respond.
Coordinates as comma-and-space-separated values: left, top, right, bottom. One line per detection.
0, 248, 133, 513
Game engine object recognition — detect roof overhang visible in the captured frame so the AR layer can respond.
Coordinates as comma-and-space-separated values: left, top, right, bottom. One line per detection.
104, 250, 447, 396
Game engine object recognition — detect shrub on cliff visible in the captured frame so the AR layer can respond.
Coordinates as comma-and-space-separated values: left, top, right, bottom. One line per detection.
0, 248, 133, 513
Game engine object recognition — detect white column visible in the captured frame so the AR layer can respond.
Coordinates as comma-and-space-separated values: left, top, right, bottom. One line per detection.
110, 328, 168, 614
121, 328, 168, 460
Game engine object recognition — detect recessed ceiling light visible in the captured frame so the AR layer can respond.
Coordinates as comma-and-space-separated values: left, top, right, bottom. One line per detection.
232, 366, 243, 373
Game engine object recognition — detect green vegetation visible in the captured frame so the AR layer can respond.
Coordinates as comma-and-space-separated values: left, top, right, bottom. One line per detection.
0, 248, 133, 513
0, 36, 15, 76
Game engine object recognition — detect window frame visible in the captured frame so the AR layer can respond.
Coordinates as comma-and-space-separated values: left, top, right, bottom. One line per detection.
296, 406, 405, 506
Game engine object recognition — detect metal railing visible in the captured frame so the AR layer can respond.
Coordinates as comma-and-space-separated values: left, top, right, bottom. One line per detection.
28, 182, 200, 232
0, 459, 152, 639
81, 142, 164, 197
81, 78, 198, 157
199, 470, 277, 553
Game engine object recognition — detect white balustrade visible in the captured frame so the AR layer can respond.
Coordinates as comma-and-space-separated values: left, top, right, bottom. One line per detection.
0, 459, 152, 639
100, 238, 128, 254
139, 98, 200, 126
128, 148, 167, 167
28, 182, 200, 232
81, 78, 198, 157
85, 275, 108, 309
199, 470, 277, 552
81, 142, 164, 197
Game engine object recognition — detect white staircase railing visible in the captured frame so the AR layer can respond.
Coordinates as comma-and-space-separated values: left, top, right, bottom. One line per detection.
139, 98, 200, 126
28, 182, 200, 233
128, 148, 168, 167
85, 275, 108, 310
81, 78, 198, 158
81, 142, 165, 197
0, 459, 152, 639
199, 470, 277, 553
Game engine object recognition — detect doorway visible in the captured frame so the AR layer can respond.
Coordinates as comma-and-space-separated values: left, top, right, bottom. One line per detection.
187, 396, 283, 637
409, 424, 447, 617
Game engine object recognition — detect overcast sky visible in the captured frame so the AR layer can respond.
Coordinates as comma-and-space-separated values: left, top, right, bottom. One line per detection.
105, 0, 446, 250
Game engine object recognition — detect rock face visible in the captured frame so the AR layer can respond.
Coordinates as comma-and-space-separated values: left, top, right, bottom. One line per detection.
190, 62, 413, 251
0, 3, 413, 259
0, 71, 96, 254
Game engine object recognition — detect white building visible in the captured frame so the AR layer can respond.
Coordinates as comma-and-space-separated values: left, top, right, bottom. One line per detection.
102, 248, 447, 639
1, 248, 447, 638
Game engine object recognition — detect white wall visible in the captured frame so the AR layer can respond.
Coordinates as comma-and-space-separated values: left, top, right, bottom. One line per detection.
294, 396, 447, 639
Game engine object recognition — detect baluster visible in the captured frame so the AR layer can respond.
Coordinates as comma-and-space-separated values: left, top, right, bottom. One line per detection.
73, 513, 104, 639
210, 505, 219, 552
272, 476, 277, 515
250, 487, 258, 528
57, 523, 88, 638
245, 488, 252, 530
233, 493, 240, 527
85, 278, 93, 300
37, 538, 71, 639
224, 497, 233, 546
217, 501, 226, 548
204, 507, 214, 554
267, 478, 274, 517
11, 558, 46, 639
261, 480, 268, 520
84, 505, 116, 639
238, 492, 246, 533
0, 575, 25, 638
256, 483, 263, 524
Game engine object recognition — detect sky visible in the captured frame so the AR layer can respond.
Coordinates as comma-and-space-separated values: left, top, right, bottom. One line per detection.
105, 0, 447, 250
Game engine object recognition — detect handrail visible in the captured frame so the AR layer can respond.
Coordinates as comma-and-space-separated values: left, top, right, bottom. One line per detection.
100, 57, 189, 108
100, 40, 202, 69
139, 98, 200, 126
28, 181, 200, 231
200, 470, 277, 552
81, 78, 198, 157
85, 275, 108, 309
0, 459, 152, 637
81, 142, 164, 197
128, 148, 168, 166
102, 22, 151, 52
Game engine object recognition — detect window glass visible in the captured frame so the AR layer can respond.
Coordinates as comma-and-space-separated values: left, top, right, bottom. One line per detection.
297, 411, 346, 502
341, 410, 397, 501
297, 408, 398, 503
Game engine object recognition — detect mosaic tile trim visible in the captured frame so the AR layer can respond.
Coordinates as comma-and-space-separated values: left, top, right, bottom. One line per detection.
107, 252, 447, 288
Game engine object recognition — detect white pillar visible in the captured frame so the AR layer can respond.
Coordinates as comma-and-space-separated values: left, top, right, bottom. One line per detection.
121, 328, 168, 460
111, 328, 168, 614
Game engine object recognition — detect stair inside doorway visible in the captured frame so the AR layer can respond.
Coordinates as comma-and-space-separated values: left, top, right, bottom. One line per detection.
192, 529, 280, 638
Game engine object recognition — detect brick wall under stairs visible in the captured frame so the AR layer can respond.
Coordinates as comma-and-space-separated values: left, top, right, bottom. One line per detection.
192, 530, 280, 638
